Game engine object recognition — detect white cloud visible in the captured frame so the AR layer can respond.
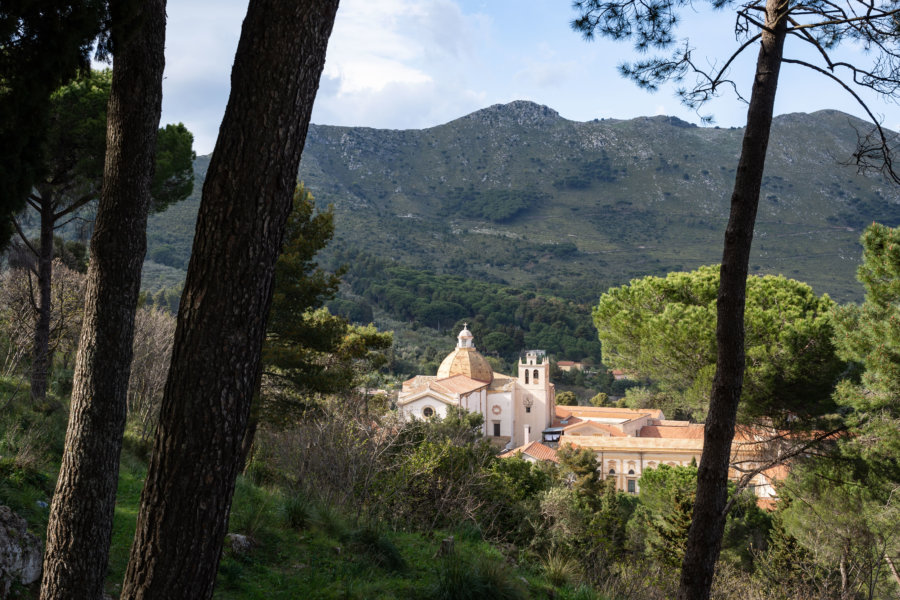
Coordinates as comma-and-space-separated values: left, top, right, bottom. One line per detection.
312, 0, 491, 129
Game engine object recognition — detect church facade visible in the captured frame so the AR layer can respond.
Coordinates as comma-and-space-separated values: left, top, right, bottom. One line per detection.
397, 325, 556, 448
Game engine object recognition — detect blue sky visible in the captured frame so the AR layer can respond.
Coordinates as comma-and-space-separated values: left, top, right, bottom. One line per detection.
161, 0, 899, 154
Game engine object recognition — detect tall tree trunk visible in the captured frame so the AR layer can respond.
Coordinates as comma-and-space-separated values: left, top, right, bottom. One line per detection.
39, 1, 167, 598
675, 1, 788, 599
30, 191, 54, 403
119, 2, 339, 598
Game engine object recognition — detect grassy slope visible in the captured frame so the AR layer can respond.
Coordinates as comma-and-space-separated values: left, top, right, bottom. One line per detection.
0, 387, 595, 600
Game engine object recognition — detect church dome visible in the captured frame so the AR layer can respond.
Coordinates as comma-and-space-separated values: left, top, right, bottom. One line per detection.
436, 325, 494, 383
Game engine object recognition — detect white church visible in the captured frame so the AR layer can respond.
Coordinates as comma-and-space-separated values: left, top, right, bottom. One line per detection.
397, 325, 556, 448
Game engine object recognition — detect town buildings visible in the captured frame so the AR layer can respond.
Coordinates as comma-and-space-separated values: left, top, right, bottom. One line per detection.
399, 326, 782, 503
397, 325, 555, 447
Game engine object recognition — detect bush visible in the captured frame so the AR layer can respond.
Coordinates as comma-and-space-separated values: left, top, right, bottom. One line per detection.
346, 525, 406, 572
541, 551, 581, 588
281, 492, 313, 530
430, 556, 527, 600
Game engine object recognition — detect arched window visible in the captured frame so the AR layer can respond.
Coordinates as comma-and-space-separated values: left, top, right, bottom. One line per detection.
524, 370, 529, 384
608, 468, 616, 475
628, 469, 635, 475
533, 369, 539, 383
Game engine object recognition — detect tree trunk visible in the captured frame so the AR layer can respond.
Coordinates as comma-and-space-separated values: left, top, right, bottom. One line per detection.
119, 2, 339, 598
30, 191, 54, 403
39, 2, 167, 598
675, 1, 788, 599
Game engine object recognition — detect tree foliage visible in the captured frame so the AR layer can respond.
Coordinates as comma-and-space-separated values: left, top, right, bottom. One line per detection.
0, 0, 106, 248
593, 265, 842, 422
28, 69, 195, 219
339, 250, 603, 365
832, 224, 900, 481
14, 69, 194, 403
556, 391, 579, 406
573, 0, 900, 594
777, 461, 900, 600
261, 185, 392, 423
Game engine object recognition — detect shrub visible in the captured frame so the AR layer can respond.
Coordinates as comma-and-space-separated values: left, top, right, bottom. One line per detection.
430, 556, 527, 600
346, 525, 406, 572
541, 550, 581, 588
282, 492, 313, 530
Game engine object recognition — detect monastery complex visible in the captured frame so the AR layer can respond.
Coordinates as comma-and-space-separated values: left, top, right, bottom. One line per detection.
398, 326, 783, 504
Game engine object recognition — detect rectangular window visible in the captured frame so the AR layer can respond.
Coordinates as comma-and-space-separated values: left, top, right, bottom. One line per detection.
627, 479, 636, 494
493, 422, 501, 436
525, 406, 531, 413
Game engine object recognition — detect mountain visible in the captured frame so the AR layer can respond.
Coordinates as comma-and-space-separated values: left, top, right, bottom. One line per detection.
143, 101, 900, 364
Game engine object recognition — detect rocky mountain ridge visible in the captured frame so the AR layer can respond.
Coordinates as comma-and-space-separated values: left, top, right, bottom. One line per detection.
146, 101, 900, 305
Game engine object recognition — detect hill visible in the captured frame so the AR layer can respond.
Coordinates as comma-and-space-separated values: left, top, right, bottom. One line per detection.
143, 102, 900, 364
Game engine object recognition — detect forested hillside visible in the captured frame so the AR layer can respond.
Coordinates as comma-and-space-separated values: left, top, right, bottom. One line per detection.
143, 101, 900, 366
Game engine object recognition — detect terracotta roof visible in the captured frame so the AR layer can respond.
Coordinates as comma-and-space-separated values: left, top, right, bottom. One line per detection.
639, 424, 705, 439
557, 361, 576, 367
488, 373, 515, 391
756, 497, 777, 511
437, 347, 494, 383
499, 441, 559, 463
431, 374, 488, 395
761, 464, 790, 482
566, 435, 705, 452
556, 405, 663, 421
563, 421, 627, 437
402, 375, 437, 392
552, 415, 583, 428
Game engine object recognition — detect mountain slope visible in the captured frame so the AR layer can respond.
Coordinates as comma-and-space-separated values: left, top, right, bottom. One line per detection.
144, 102, 900, 329
296, 102, 896, 302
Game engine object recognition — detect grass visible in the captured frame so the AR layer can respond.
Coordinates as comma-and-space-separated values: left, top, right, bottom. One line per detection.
541, 551, 582, 589
0, 379, 609, 599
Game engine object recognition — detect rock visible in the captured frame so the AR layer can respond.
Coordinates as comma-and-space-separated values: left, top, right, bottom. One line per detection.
224, 533, 252, 556
0, 505, 43, 596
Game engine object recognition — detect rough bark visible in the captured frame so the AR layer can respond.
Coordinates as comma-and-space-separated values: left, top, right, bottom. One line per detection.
675, 1, 788, 598
119, 2, 339, 598
30, 192, 55, 402
39, 1, 167, 598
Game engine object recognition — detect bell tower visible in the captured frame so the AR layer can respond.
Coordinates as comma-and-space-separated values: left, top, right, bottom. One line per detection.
519, 350, 548, 388
515, 350, 552, 445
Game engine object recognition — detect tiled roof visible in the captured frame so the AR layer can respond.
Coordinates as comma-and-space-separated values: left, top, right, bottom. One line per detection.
756, 497, 778, 511
639, 424, 705, 439
551, 415, 583, 428
564, 421, 627, 437
499, 441, 559, 463
488, 373, 515, 391
564, 435, 705, 452
431, 374, 488, 395
437, 347, 494, 382
556, 405, 663, 421
402, 375, 437, 392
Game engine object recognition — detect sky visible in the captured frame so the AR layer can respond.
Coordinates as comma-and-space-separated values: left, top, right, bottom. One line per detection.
161, 0, 899, 155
